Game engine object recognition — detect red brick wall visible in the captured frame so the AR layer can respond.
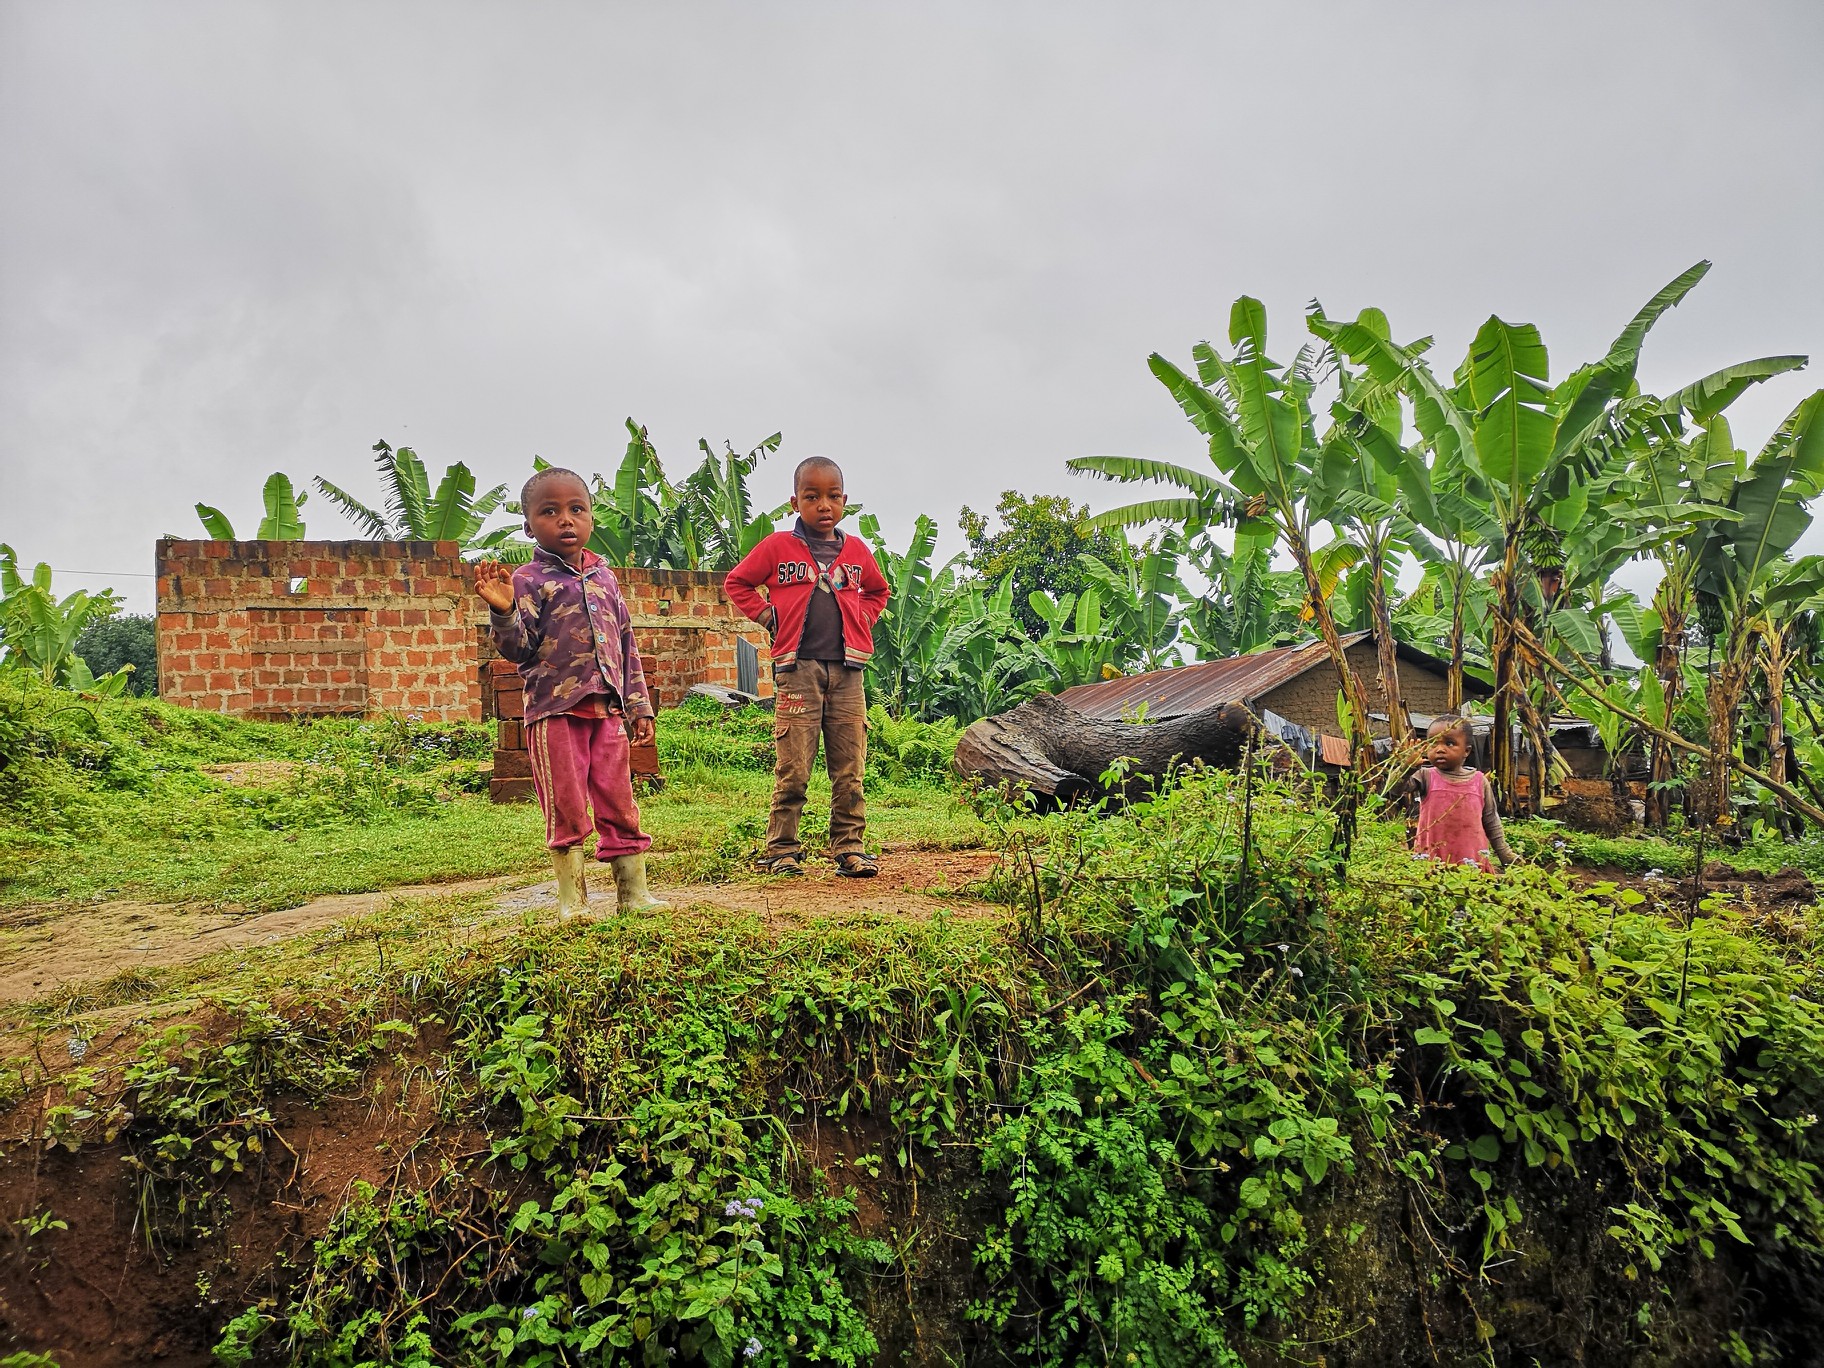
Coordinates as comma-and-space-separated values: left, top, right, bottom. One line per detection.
246, 607, 369, 715
609, 567, 774, 708
158, 540, 482, 721
159, 542, 775, 748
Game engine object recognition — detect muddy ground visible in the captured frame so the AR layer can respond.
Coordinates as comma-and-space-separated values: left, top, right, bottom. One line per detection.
0, 847, 1005, 1007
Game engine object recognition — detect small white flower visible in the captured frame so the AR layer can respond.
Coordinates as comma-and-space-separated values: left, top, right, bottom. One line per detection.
1289, 967, 1304, 979
66, 1037, 88, 1063
522, 1307, 539, 1321
744, 1337, 763, 1359
1276, 943, 1290, 954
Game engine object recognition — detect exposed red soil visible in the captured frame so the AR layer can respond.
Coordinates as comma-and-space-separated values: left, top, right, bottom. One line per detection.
0, 1056, 485, 1368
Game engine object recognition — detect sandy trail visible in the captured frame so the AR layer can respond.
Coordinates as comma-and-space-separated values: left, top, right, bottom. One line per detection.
0, 848, 1004, 1005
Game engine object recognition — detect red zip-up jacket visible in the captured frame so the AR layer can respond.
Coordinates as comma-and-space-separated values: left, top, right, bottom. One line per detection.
724, 524, 890, 671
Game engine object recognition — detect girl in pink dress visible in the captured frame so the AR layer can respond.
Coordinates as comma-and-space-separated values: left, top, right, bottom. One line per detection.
1407, 716, 1514, 872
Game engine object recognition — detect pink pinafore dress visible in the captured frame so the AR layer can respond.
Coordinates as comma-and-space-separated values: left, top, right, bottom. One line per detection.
1414, 767, 1495, 871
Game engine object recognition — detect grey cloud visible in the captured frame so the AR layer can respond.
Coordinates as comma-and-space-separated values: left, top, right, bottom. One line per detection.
1, 1, 1819, 612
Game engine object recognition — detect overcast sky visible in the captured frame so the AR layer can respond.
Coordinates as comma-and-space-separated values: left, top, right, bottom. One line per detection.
3, 1, 1821, 615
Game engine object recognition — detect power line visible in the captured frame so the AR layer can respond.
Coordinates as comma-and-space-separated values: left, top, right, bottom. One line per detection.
46, 568, 156, 578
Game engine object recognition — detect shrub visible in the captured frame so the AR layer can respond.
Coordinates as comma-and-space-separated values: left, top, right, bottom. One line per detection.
73, 613, 158, 695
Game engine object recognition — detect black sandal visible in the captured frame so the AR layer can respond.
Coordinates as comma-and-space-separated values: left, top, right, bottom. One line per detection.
835, 853, 879, 879
759, 854, 803, 875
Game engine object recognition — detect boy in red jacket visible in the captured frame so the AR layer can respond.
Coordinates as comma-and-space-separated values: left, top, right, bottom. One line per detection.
725, 457, 890, 877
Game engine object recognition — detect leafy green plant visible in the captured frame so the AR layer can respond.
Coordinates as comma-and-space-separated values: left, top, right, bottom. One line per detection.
315, 440, 511, 548
0, 545, 127, 689
72, 612, 157, 695
866, 704, 960, 782
194, 471, 310, 540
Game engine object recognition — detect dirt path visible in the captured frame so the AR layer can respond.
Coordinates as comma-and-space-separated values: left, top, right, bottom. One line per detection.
0, 848, 1004, 1005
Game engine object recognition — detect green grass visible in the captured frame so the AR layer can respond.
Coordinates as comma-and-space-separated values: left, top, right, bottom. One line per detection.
1509, 817, 1824, 881
9, 762, 1820, 1366
0, 679, 985, 912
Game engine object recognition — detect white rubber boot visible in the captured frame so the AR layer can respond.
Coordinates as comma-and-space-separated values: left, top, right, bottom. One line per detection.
611, 854, 670, 912
553, 846, 592, 921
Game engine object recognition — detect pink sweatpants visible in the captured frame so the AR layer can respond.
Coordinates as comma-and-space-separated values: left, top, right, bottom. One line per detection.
526, 711, 653, 858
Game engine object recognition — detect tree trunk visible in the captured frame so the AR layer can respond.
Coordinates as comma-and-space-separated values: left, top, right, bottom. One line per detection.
1488, 541, 1525, 815
1516, 691, 1552, 819
1520, 619, 1824, 828
1291, 528, 1375, 761
1645, 586, 1688, 830
1446, 559, 1469, 714
1698, 642, 1752, 831
1365, 541, 1411, 742
953, 692, 1254, 803
1764, 633, 1790, 835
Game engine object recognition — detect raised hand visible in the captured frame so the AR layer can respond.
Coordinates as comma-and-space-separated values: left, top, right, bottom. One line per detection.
474, 561, 515, 613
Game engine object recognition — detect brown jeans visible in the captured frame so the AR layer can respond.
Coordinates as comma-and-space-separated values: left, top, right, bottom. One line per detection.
766, 660, 868, 859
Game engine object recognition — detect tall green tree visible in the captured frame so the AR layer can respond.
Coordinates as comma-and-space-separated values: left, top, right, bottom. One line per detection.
1688, 392, 1824, 826
73, 614, 158, 696
959, 492, 1124, 641
1306, 308, 1448, 738
1311, 264, 1719, 809
1615, 355, 1808, 823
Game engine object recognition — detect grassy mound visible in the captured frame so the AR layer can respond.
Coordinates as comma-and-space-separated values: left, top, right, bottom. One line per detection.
4, 753, 1820, 1366
0, 681, 978, 912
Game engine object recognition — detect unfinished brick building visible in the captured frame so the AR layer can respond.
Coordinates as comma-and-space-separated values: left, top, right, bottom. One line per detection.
156, 541, 772, 798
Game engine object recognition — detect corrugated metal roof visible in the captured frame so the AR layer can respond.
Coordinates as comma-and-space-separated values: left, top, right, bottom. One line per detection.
1059, 633, 1372, 721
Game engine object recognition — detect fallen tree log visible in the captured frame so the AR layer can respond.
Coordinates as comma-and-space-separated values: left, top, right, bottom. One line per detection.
952, 691, 1255, 803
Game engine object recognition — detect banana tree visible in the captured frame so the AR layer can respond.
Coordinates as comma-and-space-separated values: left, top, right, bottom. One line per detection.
1307, 308, 1454, 738
672, 433, 786, 572
1311, 264, 1717, 810
316, 440, 510, 548
0, 546, 125, 687
1393, 563, 1494, 695
859, 512, 964, 719
1748, 556, 1824, 826
1177, 527, 1304, 659
1072, 296, 1377, 754
1615, 348, 1809, 823
930, 577, 1050, 723
195, 472, 310, 540
1076, 531, 1187, 674
1690, 391, 1824, 826
1029, 586, 1118, 688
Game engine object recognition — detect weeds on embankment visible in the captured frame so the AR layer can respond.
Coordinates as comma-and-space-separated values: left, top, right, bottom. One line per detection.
5, 757, 1822, 1365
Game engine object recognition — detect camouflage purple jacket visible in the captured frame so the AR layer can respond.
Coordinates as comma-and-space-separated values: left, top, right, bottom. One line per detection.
489, 548, 654, 725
